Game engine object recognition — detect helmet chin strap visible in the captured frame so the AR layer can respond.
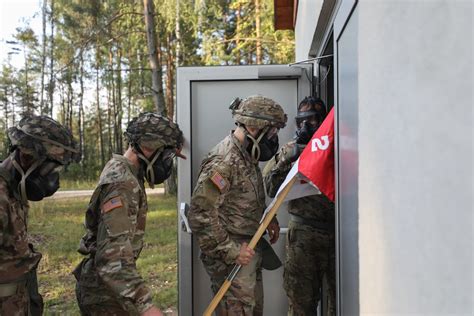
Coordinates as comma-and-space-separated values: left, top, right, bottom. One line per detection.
243, 126, 269, 161
11, 153, 45, 203
135, 148, 162, 189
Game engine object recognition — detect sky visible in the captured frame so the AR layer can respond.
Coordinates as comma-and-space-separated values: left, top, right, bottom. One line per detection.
0, 0, 42, 66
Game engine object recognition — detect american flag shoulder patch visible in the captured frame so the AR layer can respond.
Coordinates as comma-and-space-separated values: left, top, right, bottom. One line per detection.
102, 197, 123, 213
210, 171, 229, 193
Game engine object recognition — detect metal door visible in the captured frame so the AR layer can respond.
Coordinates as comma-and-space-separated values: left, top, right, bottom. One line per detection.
177, 64, 312, 315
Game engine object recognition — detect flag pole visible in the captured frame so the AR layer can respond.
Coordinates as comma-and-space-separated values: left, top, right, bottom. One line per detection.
203, 176, 298, 316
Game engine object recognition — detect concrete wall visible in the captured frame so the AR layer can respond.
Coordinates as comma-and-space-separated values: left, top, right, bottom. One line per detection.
357, 1, 473, 315
294, 0, 323, 61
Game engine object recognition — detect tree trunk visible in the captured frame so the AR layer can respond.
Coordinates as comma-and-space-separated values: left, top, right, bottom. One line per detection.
106, 74, 113, 156
255, 0, 262, 64
175, 0, 181, 67
23, 47, 30, 114
79, 53, 85, 166
96, 49, 105, 167
40, 0, 47, 113
59, 83, 65, 124
166, 35, 174, 119
108, 47, 116, 154
116, 49, 123, 153
143, 0, 166, 114
68, 79, 73, 132
164, 35, 177, 195
127, 50, 133, 125
49, 0, 55, 116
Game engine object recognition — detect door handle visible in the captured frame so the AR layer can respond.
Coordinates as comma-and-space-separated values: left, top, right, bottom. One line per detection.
179, 202, 192, 233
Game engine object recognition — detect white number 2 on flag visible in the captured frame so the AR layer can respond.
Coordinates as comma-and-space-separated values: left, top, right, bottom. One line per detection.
311, 135, 330, 152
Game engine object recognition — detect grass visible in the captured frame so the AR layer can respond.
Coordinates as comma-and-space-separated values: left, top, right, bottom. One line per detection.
29, 194, 178, 315
58, 179, 98, 190
58, 178, 164, 191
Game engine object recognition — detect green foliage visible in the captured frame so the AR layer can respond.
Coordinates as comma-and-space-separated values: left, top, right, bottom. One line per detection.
29, 194, 178, 314
0, 0, 295, 179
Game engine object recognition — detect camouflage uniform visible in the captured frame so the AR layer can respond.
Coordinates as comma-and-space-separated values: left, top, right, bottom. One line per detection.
74, 112, 183, 315
0, 115, 80, 316
74, 154, 152, 315
189, 96, 286, 316
263, 140, 335, 316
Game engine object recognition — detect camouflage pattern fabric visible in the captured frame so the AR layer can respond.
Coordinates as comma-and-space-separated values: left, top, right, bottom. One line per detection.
0, 164, 43, 315
0, 282, 28, 316
231, 95, 287, 129
75, 154, 153, 315
263, 140, 336, 316
124, 112, 183, 151
189, 133, 268, 314
0, 167, 41, 283
202, 248, 263, 316
7, 114, 80, 164
284, 221, 335, 316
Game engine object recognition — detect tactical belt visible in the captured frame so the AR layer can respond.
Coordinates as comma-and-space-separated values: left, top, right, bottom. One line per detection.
290, 214, 334, 232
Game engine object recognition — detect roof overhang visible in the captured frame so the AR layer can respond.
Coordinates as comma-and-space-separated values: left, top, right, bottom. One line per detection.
274, 0, 298, 30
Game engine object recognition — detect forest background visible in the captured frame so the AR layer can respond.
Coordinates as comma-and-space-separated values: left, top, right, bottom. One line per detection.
0, 0, 295, 185
0, 1, 295, 312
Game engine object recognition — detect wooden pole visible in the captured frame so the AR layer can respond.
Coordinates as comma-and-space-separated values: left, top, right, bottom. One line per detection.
203, 176, 298, 316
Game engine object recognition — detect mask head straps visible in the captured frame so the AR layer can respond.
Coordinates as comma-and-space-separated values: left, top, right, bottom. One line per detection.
243, 126, 270, 161
11, 153, 45, 203
135, 146, 163, 189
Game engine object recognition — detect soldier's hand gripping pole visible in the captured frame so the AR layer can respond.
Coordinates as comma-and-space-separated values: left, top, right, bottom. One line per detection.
203, 176, 298, 316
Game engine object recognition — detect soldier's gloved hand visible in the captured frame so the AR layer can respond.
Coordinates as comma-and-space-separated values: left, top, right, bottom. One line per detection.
141, 306, 163, 316
236, 242, 255, 266
276, 144, 304, 168
267, 219, 280, 244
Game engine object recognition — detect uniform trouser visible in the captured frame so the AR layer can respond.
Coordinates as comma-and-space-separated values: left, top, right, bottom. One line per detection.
74, 258, 131, 316
0, 269, 44, 316
201, 250, 263, 316
284, 220, 336, 316
76, 284, 129, 316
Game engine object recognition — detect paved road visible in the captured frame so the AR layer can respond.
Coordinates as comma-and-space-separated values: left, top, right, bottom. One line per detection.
45, 187, 165, 200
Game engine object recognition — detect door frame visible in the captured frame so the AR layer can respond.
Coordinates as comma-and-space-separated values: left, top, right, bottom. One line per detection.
176, 64, 312, 315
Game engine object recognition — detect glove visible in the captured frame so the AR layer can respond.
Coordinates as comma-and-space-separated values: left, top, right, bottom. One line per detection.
276, 143, 304, 168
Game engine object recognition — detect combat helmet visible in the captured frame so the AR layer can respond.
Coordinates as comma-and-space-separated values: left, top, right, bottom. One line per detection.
229, 95, 287, 129
7, 114, 80, 165
124, 112, 183, 151
124, 112, 184, 187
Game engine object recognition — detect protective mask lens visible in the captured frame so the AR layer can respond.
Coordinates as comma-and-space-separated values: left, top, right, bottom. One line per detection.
38, 160, 63, 176
266, 127, 279, 140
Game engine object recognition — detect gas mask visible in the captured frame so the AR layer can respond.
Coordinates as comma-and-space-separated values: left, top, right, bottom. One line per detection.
295, 110, 322, 145
136, 146, 176, 188
245, 126, 279, 162
11, 152, 62, 202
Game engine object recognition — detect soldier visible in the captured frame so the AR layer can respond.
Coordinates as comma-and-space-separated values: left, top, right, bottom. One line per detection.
263, 96, 335, 316
73, 112, 184, 316
188, 95, 287, 316
0, 115, 80, 315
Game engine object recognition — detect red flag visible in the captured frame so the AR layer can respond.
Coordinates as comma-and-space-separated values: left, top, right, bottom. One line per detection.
298, 107, 335, 201
260, 108, 335, 222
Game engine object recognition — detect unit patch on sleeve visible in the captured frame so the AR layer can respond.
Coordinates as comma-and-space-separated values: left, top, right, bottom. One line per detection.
102, 197, 123, 213
210, 171, 229, 193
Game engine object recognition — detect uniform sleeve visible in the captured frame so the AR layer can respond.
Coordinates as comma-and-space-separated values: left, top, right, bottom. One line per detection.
262, 144, 294, 198
188, 159, 240, 265
94, 183, 153, 314
0, 181, 9, 245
